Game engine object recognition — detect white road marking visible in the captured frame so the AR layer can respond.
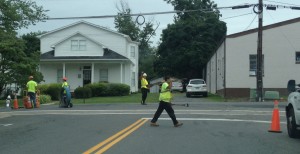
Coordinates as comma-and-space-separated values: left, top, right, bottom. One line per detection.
142, 118, 287, 124
0, 124, 13, 127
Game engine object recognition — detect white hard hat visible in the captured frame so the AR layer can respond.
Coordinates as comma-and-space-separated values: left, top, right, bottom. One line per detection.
143, 73, 147, 76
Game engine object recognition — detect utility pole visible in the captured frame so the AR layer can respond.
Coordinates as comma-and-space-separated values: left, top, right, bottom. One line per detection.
256, 0, 263, 102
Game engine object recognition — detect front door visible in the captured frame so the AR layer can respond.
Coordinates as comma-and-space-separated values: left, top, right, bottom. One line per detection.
83, 69, 91, 86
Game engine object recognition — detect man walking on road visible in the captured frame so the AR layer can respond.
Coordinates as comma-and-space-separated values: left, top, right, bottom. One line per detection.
150, 76, 183, 127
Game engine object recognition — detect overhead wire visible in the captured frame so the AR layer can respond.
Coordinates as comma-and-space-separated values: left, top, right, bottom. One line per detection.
244, 14, 257, 31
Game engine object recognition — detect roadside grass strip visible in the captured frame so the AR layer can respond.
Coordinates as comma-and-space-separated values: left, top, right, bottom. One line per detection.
83, 118, 148, 154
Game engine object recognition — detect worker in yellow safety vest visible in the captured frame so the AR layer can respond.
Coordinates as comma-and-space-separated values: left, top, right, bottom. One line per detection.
140, 73, 149, 105
150, 76, 183, 127
26, 76, 38, 108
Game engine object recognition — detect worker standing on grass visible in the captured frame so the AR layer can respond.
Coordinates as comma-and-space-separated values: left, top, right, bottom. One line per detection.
150, 76, 183, 127
140, 73, 149, 105
26, 76, 38, 108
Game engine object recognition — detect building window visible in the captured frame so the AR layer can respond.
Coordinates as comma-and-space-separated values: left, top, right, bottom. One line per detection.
296, 52, 300, 63
57, 69, 63, 83
99, 69, 108, 82
71, 40, 86, 51
131, 72, 135, 87
249, 54, 264, 76
130, 46, 135, 58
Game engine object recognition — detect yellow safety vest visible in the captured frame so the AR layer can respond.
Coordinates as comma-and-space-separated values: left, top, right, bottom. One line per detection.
141, 78, 148, 89
159, 82, 172, 102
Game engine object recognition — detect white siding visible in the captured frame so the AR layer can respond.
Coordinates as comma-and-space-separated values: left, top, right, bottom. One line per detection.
55, 35, 104, 57
40, 21, 139, 92
226, 21, 300, 89
40, 23, 128, 56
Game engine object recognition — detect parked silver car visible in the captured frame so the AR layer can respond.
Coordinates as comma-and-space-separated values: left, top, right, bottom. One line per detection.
171, 81, 183, 92
186, 79, 208, 97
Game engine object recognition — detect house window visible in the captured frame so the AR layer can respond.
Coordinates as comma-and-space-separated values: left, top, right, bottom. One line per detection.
131, 72, 135, 87
130, 46, 135, 58
249, 54, 264, 76
99, 69, 108, 82
57, 69, 63, 83
71, 40, 86, 51
296, 52, 300, 63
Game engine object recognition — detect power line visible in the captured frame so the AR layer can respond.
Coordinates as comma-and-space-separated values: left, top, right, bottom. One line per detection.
45, 3, 300, 21
263, 0, 300, 7
244, 14, 257, 31
220, 13, 253, 20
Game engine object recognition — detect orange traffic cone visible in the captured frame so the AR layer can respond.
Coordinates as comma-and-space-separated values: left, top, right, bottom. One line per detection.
268, 100, 282, 133
13, 97, 19, 109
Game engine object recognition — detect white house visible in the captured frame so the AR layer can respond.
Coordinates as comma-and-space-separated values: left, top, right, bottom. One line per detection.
39, 21, 139, 92
206, 17, 300, 98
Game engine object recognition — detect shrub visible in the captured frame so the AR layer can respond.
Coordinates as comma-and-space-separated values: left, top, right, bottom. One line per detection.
107, 83, 130, 96
45, 83, 61, 100
37, 84, 49, 95
39, 95, 51, 104
85, 83, 109, 97
74, 87, 92, 98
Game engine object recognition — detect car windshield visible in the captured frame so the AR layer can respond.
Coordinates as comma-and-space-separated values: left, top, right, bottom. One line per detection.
190, 80, 204, 84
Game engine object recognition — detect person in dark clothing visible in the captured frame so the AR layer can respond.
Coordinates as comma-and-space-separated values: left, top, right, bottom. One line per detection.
150, 76, 183, 127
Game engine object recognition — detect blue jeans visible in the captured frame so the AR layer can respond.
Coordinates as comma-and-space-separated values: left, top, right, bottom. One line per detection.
28, 92, 36, 107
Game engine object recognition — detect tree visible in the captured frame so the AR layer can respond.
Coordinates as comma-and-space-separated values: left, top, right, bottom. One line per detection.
0, 0, 47, 95
114, 0, 157, 80
154, 0, 227, 79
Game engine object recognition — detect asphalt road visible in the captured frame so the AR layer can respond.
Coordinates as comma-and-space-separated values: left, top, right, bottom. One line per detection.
1, 94, 300, 154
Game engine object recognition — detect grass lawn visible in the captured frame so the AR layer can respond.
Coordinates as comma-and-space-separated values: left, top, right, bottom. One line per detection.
71, 93, 160, 104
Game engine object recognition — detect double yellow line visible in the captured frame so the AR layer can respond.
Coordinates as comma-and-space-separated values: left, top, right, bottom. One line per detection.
83, 118, 148, 154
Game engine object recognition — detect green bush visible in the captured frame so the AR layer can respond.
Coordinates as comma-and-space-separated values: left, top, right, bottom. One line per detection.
45, 83, 61, 100
74, 87, 92, 98
86, 83, 130, 96
39, 95, 51, 104
37, 84, 49, 95
85, 83, 109, 97
108, 83, 130, 96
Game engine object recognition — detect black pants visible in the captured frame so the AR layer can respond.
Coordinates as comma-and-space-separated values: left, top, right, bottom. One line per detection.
151, 101, 179, 125
28, 92, 36, 107
141, 88, 148, 103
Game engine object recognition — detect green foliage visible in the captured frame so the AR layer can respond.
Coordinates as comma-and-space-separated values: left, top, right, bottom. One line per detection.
39, 94, 51, 104
85, 83, 109, 97
107, 83, 130, 96
74, 87, 92, 99
37, 84, 49, 95
84, 82, 130, 97
0, 1, 47, 95
154, 0, 227, 79
114, 1, 156, 79
0, 0, 48, 32
44, 83, 61, 101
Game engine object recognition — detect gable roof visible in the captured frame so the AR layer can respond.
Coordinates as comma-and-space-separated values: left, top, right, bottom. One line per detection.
38, 20, 138, 44
52, 31, 106, 48
40, 48, 129, 61
227, 17, 300, 38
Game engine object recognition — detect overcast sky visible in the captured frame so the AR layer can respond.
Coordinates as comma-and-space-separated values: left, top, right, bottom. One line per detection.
18, 0, 300, 46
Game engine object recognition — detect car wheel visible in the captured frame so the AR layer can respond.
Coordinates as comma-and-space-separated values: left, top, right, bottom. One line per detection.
287, 107, 299, 138
203, 92, 208, 97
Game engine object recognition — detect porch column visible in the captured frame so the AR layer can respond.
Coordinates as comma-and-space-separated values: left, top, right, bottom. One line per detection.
91, 62, 94, 83
120, 63, 123, 83
63, 63, 66, 77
